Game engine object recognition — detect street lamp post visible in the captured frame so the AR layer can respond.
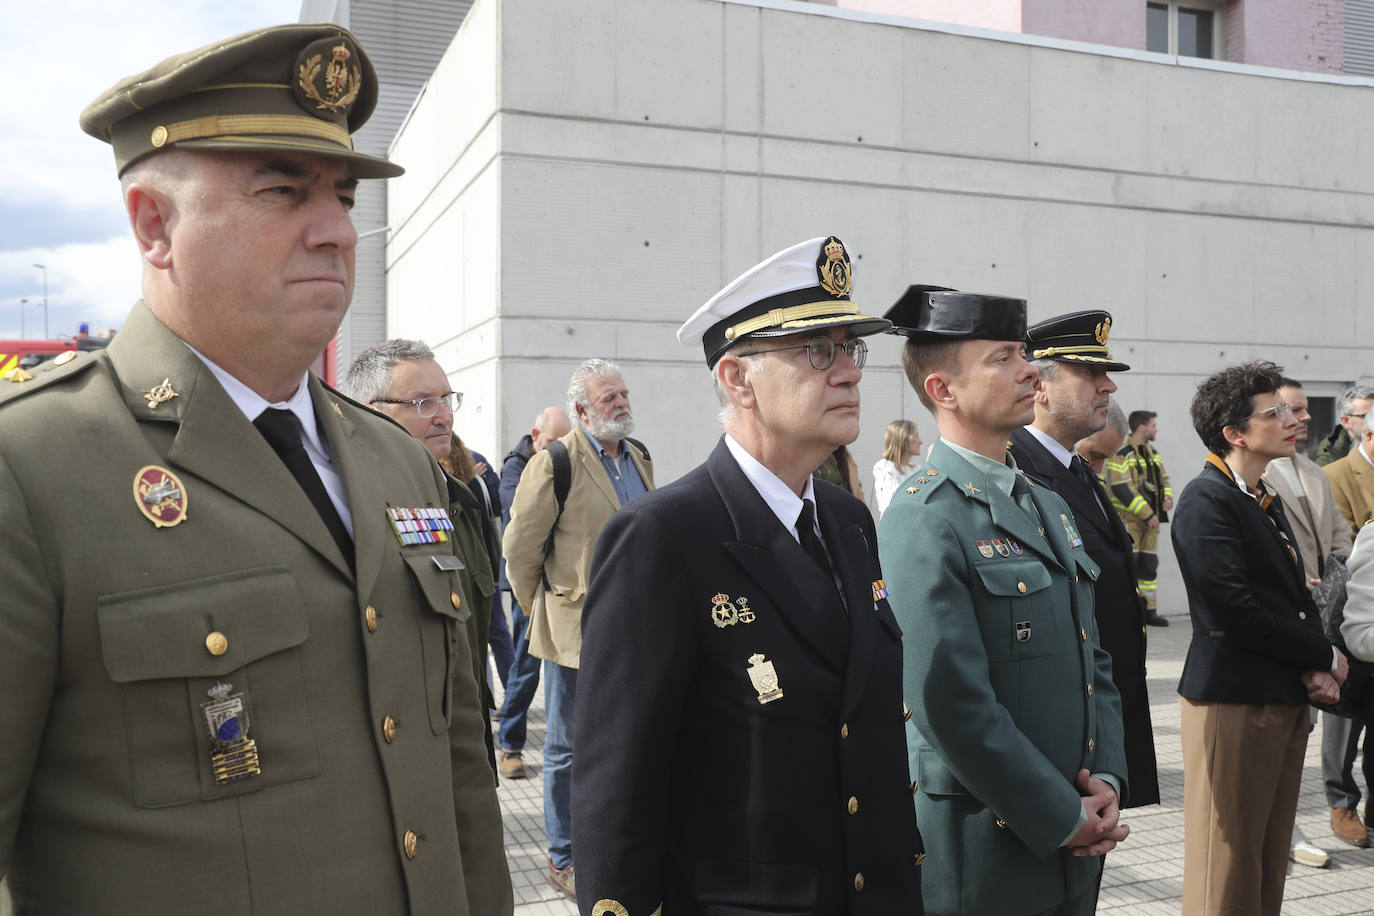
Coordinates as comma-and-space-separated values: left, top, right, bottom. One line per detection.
33, 263, 48, 338
17, 298, 28, 338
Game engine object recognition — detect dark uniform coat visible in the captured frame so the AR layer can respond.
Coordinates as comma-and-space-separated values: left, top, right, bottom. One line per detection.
1009, 427, 1159, 806
878, 440, 1127, 916
573, 439, 923, 916
0, 302, 512, 915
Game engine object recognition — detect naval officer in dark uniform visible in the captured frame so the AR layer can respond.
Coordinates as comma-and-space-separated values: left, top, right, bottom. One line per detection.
878, 287, 1128, 916
1008, 310, 1159, 809
0, 25, 510, 915
573, 236, 923, 915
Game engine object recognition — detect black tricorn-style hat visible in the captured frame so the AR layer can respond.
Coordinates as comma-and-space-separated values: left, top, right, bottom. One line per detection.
883, 285, 1027, 342
80, 23, 401, 178
1025, 310, 1130, 372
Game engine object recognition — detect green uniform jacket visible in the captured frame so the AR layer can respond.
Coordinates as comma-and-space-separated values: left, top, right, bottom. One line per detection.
878, 440, 1126, 916
0, 303, 512, 915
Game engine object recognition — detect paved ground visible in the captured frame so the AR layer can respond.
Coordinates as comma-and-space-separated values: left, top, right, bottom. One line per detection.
7, 556, 1374, 914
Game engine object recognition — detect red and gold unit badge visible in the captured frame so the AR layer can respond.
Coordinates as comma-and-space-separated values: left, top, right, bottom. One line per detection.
133, 465, 189, 528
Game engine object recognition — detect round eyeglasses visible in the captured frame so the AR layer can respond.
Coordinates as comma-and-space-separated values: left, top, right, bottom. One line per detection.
738, 335, 868, 371
370, 392, 462, 418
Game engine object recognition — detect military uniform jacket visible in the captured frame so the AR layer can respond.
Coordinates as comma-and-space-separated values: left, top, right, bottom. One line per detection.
573, 439, 922, 916
0, 302, 512, 915
878, 440, 1126, 916
1009, 427, 1158, 807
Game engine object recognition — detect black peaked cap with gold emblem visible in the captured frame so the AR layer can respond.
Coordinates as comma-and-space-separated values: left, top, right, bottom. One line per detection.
1025, 310, 1130, 372
883, 284, 1027, 342
678, 236, 892, 368
79, 23, 401, 178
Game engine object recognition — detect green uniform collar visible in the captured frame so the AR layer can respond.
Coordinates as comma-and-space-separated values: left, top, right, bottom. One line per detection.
940, 438, 1018, 500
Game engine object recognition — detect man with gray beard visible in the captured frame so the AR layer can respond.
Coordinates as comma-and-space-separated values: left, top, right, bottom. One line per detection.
1008, 311, 1159, 811
502, 358, 654, 899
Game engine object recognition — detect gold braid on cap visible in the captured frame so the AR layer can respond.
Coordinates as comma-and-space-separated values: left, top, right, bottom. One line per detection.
1030, 345, 1115, 362
725, 302, 859, 341
150, 114, 353, 149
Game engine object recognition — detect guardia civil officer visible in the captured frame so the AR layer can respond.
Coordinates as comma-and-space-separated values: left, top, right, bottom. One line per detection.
574, 237, 923, 915
0, 26, 511, 914
878, 287, 1128, 916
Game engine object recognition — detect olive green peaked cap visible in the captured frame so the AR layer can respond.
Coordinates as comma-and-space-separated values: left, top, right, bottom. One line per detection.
79, 23, 402, 178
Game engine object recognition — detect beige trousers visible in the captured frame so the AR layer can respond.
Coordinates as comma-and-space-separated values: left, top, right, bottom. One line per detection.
1180, 698, 1310, 915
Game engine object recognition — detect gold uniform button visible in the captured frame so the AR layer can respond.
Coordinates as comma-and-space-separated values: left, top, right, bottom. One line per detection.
840, 723, 849, 739
847, 796, 859, 815
853, 873, 865, 892
53, 351, 76, 366
365, 605, 379, 633
914, 852, 927, 866
1017, 582, 1027, 594
1087, 683, 1094, 696
151, 125, 169, 147
450, 592, 462, 610
1088, 738, 1096, 752
403, 830, 419, 859
1298, 611, 1307, 620
383, 715, 397, 744
205, 632, 228, 656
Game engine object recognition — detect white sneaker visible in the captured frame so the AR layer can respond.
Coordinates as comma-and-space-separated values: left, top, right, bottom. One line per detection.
1291, 838, 1330, 868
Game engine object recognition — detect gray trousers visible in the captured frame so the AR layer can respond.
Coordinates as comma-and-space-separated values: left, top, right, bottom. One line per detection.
1322, 711, 1366, 809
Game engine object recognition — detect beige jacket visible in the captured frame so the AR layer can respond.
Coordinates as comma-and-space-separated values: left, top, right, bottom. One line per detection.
502, 426, 653, 667
1324, 446, 1374, 537
1262, 453, 1353, 580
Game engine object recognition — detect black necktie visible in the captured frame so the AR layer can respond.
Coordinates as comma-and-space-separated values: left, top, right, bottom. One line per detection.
254, 408, 354, 569
1070, 455, 1107, 520
797, 499, 835, 581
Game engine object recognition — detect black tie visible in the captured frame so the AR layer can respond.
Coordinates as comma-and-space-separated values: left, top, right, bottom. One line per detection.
1070, 455, 1107, 520
254, 407, 354, 570
797, 499, 835, 581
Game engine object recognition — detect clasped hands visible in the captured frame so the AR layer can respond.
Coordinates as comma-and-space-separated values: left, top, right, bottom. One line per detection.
1068, 769, 1129, 857
1303, 647, 1349, 705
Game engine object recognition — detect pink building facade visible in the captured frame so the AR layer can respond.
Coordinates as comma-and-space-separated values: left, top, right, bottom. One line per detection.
813, 0, 1345, 73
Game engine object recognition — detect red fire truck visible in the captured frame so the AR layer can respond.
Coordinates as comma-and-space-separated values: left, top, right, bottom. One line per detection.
0, 336, 112, 378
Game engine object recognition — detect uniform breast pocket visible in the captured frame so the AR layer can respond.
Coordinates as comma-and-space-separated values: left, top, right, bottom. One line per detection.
404, 554, 473, 734
96, 566, 319, 808
972, 560, 1056, 660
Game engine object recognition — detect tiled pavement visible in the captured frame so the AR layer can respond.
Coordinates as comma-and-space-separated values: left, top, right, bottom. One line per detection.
7, 572, 1374, 915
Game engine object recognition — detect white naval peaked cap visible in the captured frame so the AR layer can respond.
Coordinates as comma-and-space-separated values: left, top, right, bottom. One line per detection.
678, 235, 892, 368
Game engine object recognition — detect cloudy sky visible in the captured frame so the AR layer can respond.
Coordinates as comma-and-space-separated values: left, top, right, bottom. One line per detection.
1, 1, 304, 340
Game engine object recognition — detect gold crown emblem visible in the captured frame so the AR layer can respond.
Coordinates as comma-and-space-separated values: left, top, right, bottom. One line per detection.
712, 593, 730, 605
331, 43, 351, 63
823, 238, 844, 260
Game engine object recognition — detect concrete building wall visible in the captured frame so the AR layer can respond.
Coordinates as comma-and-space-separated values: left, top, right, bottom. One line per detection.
388, 0, 1374, 495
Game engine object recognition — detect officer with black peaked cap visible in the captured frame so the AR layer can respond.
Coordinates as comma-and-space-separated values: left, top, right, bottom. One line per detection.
877, 287, 1130, 915
574, 237, 923, 915
1009, 310, 1161, 812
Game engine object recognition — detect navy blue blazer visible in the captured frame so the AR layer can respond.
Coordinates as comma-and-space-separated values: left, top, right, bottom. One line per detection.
1173, 459, 1333, 705
573, 438, 922, 916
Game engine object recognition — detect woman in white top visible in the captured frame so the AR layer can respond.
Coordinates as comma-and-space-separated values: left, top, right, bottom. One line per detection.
872, 419, 922, 517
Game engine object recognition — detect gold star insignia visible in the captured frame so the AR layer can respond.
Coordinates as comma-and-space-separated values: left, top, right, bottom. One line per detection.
905, 486, 919, 494
3, 367, 34, 383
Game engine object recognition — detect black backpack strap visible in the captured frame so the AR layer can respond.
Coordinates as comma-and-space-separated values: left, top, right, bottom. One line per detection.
541, 440, 572, 590
623, 436, 651, 462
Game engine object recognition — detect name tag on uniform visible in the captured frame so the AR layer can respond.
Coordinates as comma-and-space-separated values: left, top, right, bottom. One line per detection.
432, 555, 463, 571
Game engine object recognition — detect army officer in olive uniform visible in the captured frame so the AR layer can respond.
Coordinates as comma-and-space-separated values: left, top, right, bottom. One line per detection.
877, 287, 1128, 916
574, 237, 923, 915
0, 25, 511, 915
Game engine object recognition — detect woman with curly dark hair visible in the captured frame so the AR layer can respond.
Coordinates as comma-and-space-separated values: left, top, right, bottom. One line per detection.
1173, 360, 1348, 915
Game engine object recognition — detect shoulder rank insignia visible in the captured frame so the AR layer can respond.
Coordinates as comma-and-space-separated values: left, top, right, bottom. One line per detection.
133, 465, 189, 528
3, 366, 34, 383
388, 506, 453, 546
905, 486, 919, 494
202, 682, 261, 784
143, 377, 179, 409
747, 653, 784, 704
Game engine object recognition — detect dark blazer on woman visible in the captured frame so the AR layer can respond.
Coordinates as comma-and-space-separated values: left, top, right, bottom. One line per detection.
1173, 459, 1333, 705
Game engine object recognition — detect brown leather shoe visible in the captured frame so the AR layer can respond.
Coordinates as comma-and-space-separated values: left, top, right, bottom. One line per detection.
498, 751, 525, 780
548, 858, 575, 899
1332, 806, 1370, 847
